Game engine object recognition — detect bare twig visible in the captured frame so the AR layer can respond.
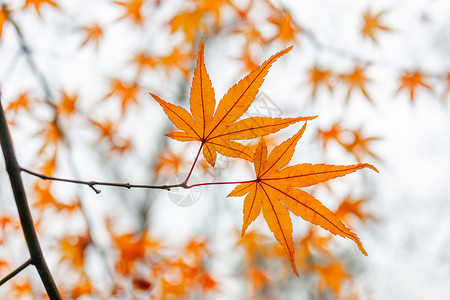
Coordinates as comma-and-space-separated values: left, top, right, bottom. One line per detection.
21, 167, 184, 192
0, 258, 32, 287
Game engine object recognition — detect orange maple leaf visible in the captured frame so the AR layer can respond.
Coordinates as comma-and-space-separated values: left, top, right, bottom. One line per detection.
228, 124, 377, 275
151, 39, 314, 166
339, 65, 371, 102
335, 195, 374, 224
58, 234, 91, 268
114, 0, 145, 25
24, 0, 58, 16
307, 65, 333, 99
268, 10, 300, 44
131, 51, 157, 75
57, 90, 77, 116
5, 92, 32, 124
342, 128, 380, 162
361, 10, 391, 43
0, 6, 8, 39
79, 23, 103, 48
103, 79, 139, 112
397, 70, 431, 102
316, 262, 350, 295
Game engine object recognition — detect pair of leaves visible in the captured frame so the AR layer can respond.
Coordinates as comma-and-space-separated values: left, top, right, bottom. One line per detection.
152, 39, 376, 275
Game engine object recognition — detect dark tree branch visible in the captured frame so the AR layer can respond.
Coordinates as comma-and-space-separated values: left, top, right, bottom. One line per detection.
0, 97, 62, 299
0, 258, 32, 287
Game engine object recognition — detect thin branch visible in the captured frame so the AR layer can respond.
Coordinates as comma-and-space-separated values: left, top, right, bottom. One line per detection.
21, 167, 184, 193
0, 258, 32, 287
185, 179, 255, 189
21, 167, 256, 191
183, 143, 203, 185
0, 97, 62, 299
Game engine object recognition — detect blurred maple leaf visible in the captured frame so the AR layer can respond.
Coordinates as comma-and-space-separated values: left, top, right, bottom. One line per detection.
33, 181, 80, 213
342, 128, 380, 162
158, 46, 194, 77
316, 262, 350, 295
79, 23, 103, 48
228, 124, 376, 275
68, 275, 93, 298
361, 10, 391, 43
268, 10, 300, 44
0, 6, 8, 40
38, 119, 63, 154
170, 10, 207, 42
114, 0, 145, 25
317, 123, 344, 150
57, 91, 78, 116
339, 65, 371, 102
154, 151, 184, 176
152, 39, 314, 166
5, 92, 32, 124
24, 0, 58, 16
397, 70, 431, 102
58, 234, 91, 269
335, 195, 374, 225
307, 65, 333, 100
103, 79, 139, 113
131, 51, 157, 75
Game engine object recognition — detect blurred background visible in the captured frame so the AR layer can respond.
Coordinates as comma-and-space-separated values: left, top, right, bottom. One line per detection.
0, 0, 449, 299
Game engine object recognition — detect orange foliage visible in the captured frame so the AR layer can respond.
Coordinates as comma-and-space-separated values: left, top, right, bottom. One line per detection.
103, 79, 139, 113
0, 6, 7, 39
114, 0, 145, 25
397, 70, 432, 101
153, 39, 314, 166
23, 0, 58, 16
308, 65, 333, 100
339, 65, 371, 102
80, 23, 103, 48
228, 124, 376, 275
361, 10, 391, 43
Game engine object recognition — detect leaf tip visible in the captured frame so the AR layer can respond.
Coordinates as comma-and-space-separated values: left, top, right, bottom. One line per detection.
364, 163, 379, 173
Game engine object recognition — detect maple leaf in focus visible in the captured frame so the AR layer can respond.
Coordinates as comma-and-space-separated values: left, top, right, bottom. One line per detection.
152, 39, 315, 166
80, 23, 103, 48
361, 10, 391, 43
307, 65, 333, 99
114, 0, 145, 25
24, 0, 58, 16
228, 124, 377, 275
397, 70, 431, 102
339, 65, 371, 102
